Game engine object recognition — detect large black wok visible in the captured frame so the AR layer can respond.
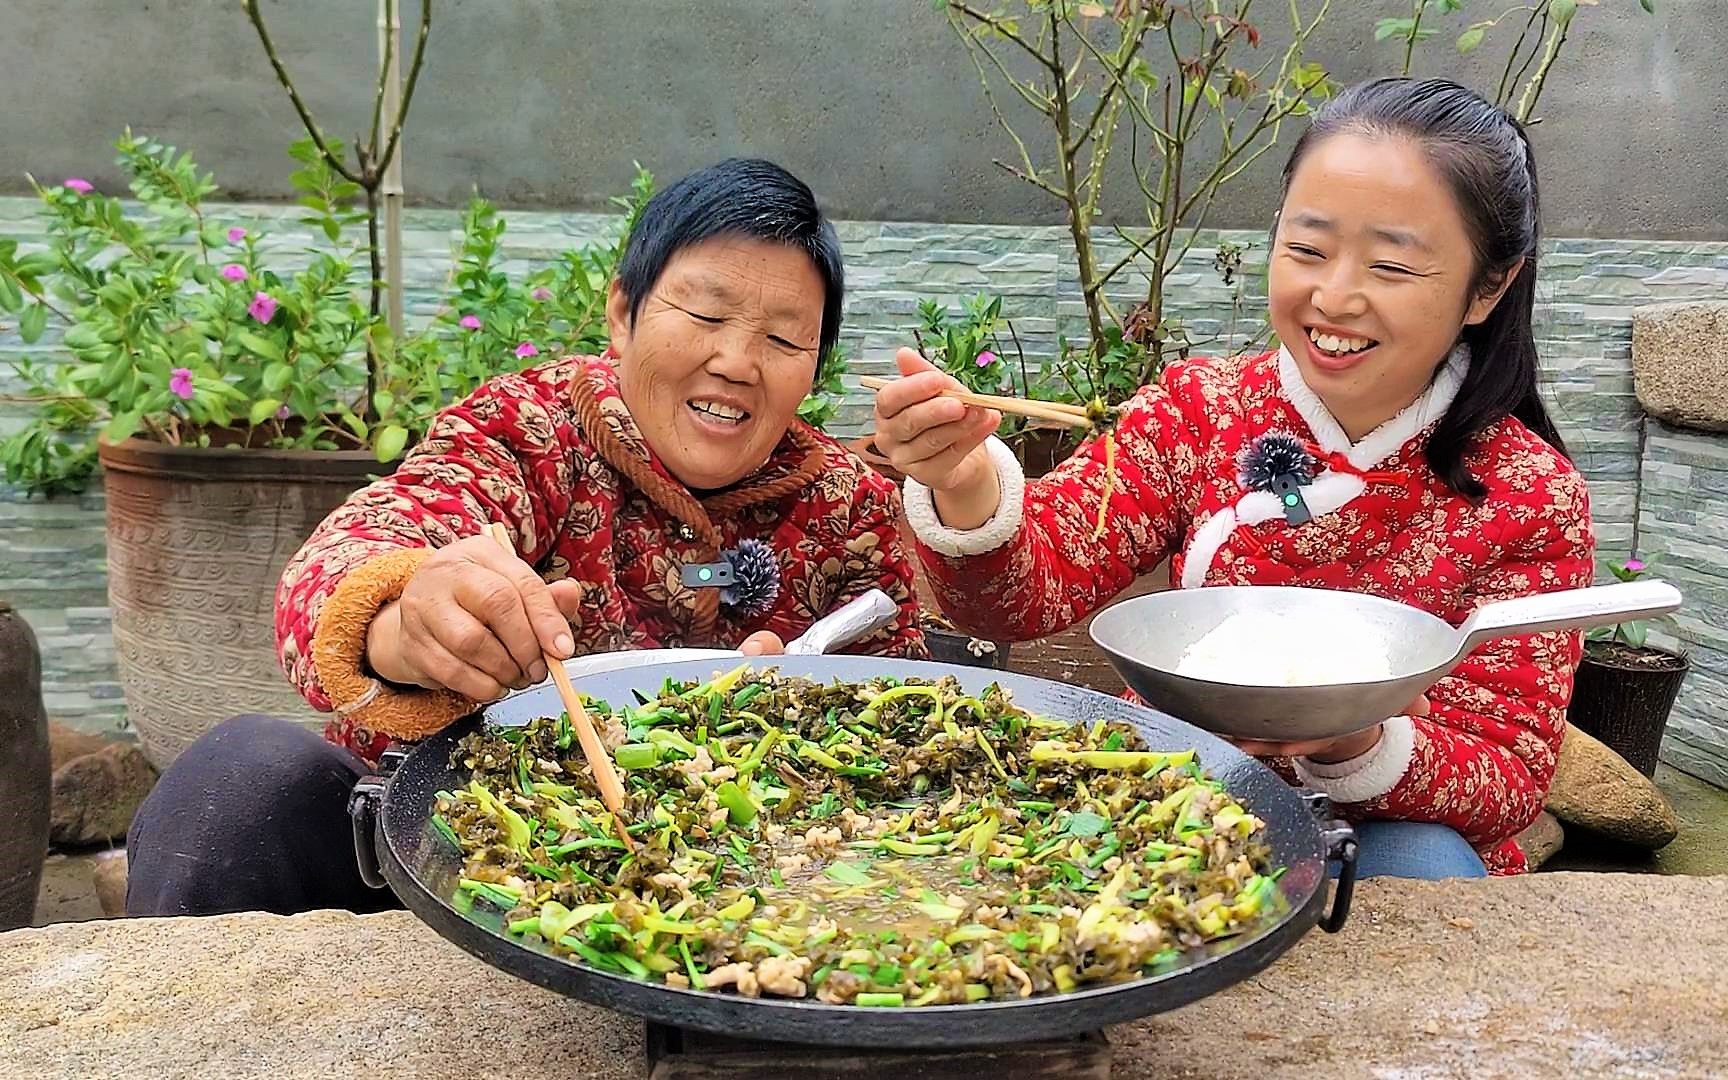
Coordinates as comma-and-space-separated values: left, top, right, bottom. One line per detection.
349, 655, 1358, 1048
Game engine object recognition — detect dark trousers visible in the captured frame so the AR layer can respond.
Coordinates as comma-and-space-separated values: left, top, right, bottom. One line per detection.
126, 714, 402, 917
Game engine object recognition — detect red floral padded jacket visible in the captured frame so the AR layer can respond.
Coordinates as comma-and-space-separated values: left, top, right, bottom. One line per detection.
904, 347, 1594, 875
276, 353, 927, 763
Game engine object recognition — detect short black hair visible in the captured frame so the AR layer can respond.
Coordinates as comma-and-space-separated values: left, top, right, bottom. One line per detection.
616, 158, 844, 361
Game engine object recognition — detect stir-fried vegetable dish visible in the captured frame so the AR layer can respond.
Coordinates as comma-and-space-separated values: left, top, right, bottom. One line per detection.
436, 667, 1285, 1006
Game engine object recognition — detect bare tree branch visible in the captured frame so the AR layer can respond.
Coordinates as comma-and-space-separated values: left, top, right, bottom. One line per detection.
950, 2, 1058, 70
241, 0, 362, 185
376, 0, 432, 178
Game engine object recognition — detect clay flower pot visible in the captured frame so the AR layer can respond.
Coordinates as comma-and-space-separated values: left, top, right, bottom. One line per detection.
0, 600, 51, 931
98, 438, 393, 769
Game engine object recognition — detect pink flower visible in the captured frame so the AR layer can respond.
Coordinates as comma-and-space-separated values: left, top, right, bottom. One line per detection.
1624, 558, 1647, 573
169, 368, 195, 401
975, 350, 998, 368
532, 287, 552, 302
248, 291, 277, 324
459, 314, 482, 330
276, 404, 292, 420
220, 263, 247, 282
227, 227, 247, 244
515, 341, 539, 359
63, 178, 93, 195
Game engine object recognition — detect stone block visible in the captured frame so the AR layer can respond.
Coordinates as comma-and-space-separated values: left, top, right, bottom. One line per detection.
1632, 301, 1728, 431
1546, 726, 1679, 849
48, 728, 157, 847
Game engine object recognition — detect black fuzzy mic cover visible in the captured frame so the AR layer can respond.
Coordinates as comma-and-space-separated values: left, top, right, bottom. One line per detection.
1237, 431, 1318, 493
720, 538, 781, 619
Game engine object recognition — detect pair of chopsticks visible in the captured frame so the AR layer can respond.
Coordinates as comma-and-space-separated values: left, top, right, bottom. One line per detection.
481, 523, 634, 850
857, 375, 1094, 430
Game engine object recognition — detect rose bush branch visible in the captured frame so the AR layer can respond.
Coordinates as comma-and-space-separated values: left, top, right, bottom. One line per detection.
1383, 1, 1657, 124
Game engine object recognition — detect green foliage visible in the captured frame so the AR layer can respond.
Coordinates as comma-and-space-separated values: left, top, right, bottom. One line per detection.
0, 136, 680, 495
796, 344, 853, 429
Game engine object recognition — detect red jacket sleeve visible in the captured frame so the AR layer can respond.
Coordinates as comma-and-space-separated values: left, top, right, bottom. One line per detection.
275, 362, 584, 716
906, 363, 1213, 641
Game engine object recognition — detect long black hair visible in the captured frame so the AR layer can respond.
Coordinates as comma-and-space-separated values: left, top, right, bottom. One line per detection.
1280, 77, 1567, 499
617, 158, 845, 362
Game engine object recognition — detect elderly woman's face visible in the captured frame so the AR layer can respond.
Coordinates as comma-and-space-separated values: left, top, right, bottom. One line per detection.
607, 237, 824, 490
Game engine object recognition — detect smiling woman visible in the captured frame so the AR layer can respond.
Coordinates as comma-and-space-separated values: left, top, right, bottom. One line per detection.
123, 160, 929, 919
874, 78, 1596, 880
609, 236, 828, 491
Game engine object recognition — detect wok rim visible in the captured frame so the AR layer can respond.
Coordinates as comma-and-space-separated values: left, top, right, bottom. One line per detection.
367, 655, 1344, 1047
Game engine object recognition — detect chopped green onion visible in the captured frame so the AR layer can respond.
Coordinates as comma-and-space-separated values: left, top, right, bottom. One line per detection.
614, 743, 662, 770
429, 813, 461, 850
715, 781, 757, 826
856, 992, 904, 1007
823, 860, 874, 886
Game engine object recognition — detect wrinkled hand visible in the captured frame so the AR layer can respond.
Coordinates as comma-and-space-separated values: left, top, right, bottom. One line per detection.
1230, 695, 1431, 762
366, 535, 582, 702
871, 348, 1001, 494
738, 630, 785, 656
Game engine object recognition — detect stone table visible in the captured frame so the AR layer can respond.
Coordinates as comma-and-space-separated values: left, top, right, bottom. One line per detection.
3, 873, 1725, 1079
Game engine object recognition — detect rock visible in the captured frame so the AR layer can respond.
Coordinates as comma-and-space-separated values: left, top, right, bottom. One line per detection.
1515, 810, 1564, 868
49, 740, 157, 847
1546, 726, 1679, 848
1633, 300, 1728, 431
91, 850, 128, 918
48, 722, 109, 773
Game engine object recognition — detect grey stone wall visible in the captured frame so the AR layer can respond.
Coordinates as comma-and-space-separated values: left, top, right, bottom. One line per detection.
1641, 424, 1728, 790
4, 196, 1727, 784
1, 1, 1719, 240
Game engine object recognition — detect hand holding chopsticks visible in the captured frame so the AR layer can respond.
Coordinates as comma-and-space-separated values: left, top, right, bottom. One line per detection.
859, 375, 1094, 430
482, 523, 634, 849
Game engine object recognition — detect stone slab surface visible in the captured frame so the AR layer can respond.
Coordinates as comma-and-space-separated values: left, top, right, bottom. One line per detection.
3, 874, 1725, 1079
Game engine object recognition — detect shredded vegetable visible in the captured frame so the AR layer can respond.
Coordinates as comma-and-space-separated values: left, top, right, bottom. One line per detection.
437, 668, 1283, 1006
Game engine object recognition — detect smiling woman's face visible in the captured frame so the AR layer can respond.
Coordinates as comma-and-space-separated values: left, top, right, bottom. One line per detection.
606, 236, 825, 491
1269, 132, 1516, 440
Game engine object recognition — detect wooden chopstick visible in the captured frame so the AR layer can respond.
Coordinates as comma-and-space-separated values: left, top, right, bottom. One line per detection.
857, 375, 1094, 429
482, 523, 634, 850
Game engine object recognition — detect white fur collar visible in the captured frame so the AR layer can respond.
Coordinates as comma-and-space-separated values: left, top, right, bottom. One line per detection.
1276, 343, 1470, 467
1178, 344, 1470, 590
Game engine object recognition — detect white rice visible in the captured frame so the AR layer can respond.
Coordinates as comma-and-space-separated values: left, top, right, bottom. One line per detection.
1174, 611, 1394, 686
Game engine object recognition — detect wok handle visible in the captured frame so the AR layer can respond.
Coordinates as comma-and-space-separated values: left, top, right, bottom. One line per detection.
1321, 820, 1359, 934
348, 774, 389, 891
1456, 580, 1680, 654
783, 589, 899, 655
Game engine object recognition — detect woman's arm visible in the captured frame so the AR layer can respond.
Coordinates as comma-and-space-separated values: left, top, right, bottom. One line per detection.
905, 365, 1212, 642
274, 361, 587, 738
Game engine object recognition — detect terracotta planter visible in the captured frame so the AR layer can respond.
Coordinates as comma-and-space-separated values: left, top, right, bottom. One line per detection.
0, 599, 51, 931
1566, 642, 1691, 778
99, 438, 391, 769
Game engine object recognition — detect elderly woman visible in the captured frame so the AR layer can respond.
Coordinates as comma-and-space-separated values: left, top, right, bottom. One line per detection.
126, 159, 926, 917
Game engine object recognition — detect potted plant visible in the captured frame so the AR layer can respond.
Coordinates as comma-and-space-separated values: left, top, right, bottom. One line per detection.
847, 292, 1094, 482
0, 136, 654, 767
1567, 557, 1691, 777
